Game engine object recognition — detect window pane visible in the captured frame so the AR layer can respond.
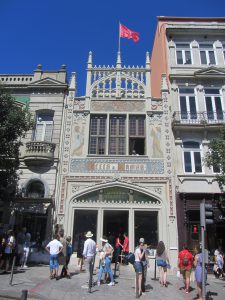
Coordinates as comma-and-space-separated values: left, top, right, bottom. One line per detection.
180, 96, 187, 119
34, 124, 44, 141
99, 118, 106, 135
185, 51, 192, 64
189, 97, 197, 119
215, 97, 223, 120
98, 137, 106, 154
200, 51, 207, 64
179, 88, 194, 94
138, 118, 145, 136
183, 141, 200, 149
118, 118, 125, 135
176, 51, 183, 64
184, 152, 192, 172
129, 118, 136, 135
209, 51, 216, 64
194, 152, 202, 172
44, 124, 53, 142
205, 89, 220, 95
90, 119, 97, 135
118, 138, 126, 155
205, 97, 214, 119
109, 138, 117, 155
89, 137, 97, 154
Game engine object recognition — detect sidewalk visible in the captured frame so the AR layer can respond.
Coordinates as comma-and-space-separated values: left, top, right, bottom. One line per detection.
0, 256, 224, 300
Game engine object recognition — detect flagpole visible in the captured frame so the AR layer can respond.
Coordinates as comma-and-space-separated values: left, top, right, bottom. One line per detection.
118, 21, 121, 53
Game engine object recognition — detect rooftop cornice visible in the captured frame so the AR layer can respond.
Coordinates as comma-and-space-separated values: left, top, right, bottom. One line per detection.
158, 16, 225, 22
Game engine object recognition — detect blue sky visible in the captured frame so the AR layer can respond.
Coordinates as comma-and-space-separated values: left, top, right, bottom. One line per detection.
1, 0, 225, 95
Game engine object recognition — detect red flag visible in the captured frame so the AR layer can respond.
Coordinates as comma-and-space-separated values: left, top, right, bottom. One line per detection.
120, 23, 139, 42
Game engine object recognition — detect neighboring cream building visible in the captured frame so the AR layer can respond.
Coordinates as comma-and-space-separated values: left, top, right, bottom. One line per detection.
0, 65, 68, 241
55, 52, 179, 266
151, 17, 225, 252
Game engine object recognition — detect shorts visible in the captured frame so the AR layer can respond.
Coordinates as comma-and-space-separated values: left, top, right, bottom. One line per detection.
134, 261, 142, 273
49, 254, 59, 270
180, 268, 192, 279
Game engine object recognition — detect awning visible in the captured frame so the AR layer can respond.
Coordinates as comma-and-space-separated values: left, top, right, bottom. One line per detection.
11, 197, 52, 214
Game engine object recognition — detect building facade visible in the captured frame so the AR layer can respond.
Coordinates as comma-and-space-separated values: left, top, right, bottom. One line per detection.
55, 51, 179, 266
151, 17, 225, 252
0, 65, 68, 241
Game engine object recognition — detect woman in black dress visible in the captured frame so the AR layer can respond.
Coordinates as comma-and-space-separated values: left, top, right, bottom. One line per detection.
77, 233, 84, 271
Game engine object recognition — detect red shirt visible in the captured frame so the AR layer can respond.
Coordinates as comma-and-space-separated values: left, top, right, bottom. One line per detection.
115, 237, 121, 247
178, 249, 193, 269
122, 236, 129, 252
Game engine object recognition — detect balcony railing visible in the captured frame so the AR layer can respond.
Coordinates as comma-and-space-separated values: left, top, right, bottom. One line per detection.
172, 111, 225, 125
24, 141, 56, 165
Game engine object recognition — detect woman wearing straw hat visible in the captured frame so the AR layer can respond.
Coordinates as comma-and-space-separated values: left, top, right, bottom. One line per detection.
97, 237, 115, 287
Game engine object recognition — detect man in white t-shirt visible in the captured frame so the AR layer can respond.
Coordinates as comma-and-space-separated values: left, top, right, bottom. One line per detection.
45, 234, 63, 280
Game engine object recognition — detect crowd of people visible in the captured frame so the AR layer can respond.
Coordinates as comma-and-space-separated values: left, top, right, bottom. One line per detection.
1, 227, 225, 300
0, 227, 32, 273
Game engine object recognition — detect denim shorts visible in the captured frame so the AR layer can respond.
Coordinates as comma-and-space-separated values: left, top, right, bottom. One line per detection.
134, 261, 142, 273
49, 254, 59, 270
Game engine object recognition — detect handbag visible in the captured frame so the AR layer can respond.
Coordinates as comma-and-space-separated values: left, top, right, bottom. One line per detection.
156, 259, 167, 267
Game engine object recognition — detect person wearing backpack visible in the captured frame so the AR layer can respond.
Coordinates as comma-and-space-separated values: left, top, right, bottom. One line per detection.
178, 246, 193, 294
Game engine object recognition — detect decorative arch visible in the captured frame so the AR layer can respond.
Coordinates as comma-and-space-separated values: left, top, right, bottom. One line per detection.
90, 72, 146, 99
69, 180, 162, 207
22, 177, 50, 198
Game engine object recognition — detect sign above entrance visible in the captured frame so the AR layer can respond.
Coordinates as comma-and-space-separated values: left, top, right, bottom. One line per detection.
70, 158, 164, 174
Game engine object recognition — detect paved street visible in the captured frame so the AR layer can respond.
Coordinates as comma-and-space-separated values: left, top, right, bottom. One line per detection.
0, 256, 224, 300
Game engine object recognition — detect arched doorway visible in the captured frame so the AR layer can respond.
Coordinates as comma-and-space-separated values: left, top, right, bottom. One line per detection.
70, 184, 161, 252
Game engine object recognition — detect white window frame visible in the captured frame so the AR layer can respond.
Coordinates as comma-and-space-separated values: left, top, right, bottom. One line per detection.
178, 88, 198, 121
182, 141, 203, 174
199, 43, 217, 65
34, 113, 54, 142
204, 88, 223, 121
175, 43, 192, 65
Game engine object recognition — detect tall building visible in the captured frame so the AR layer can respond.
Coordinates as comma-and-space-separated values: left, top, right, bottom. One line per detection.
55, 51, 179, 265
151, 17, 225, 251
0, 65, 68, 241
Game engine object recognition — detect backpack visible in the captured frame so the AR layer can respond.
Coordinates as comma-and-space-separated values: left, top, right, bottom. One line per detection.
182, 253, 189, 267
125, 252, 135, 265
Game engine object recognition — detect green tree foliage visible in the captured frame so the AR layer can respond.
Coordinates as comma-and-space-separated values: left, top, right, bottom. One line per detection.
205, 127, 225, 191
0, 87, 33, 201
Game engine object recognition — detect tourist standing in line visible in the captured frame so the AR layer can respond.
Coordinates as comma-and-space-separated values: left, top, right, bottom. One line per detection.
115, 234, 123, 264
194, 246, 207, 300
45, 234, 63, 280
178, 246, 193, 294
133, 238, 146, 297
97, 237, 114, 286
0, 230, 15, 273
16, 227, 26, 267
82, 231, 96, 286
122, 232, 129, 255
156, 240, 170, 287
77, 233, 85, 271
58, 231, 68, 278
21, 232, 31, 268
139, 238, 149, 293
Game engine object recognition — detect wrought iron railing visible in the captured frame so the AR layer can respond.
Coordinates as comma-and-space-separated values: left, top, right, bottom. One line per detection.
172, 111, 225, 125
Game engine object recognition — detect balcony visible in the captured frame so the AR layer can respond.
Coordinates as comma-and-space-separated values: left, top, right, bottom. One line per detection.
24, 141, 56, 166
172, 111, 225, 129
